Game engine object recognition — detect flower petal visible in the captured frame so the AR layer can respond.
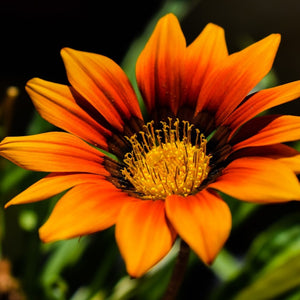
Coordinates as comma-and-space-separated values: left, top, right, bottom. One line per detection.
39, 182, 135, 242
229, 144, 300, 173
223, 81, 300, 134
165, 190, 231, 264
196, 34, 281, 125
232, 115, 300, 151
182, 23, 228, 107
0, 132, 108, 174
26, 78, 110, 149
115, 200, 176, 277
61, 48, 142, 131
210, 157, 300, 203
278, 152, 300, 173
136, 13, 186, 115
5, 172, 105, 207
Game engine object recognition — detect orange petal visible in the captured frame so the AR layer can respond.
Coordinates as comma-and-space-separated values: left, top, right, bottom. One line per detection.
26, 78, 110, 150
39, 182, 136, 242
0, 132, 108, 174
223, 81, 300, 134
61, 48, 142, 131
278, 152, 300, 173
115, 200, 176, 277
232, 115, 300, 151
196, 34, 280, 124
229, 144, 300, 173
5, 172, 105, 207
165, 190, 231, 265
136, 13, 186, 114
182, 23, 228, 106
210, 157, 300, 203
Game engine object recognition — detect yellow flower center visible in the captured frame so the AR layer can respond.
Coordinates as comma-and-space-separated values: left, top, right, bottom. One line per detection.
122, 119, 211, 199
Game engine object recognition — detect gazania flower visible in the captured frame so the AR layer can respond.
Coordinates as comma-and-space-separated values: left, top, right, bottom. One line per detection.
1, 13, 300, 278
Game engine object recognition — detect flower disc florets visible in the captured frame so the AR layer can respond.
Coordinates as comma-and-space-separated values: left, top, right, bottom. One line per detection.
122, 118, 211, 199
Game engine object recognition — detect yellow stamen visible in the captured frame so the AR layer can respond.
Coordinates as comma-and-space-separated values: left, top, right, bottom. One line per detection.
122, 119, 211, 199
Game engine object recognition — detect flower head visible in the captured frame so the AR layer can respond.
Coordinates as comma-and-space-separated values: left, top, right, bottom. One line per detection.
1, 13, 300, 277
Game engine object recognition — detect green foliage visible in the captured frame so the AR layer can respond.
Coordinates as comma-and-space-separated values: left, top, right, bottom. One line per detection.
212, 213, 300, 299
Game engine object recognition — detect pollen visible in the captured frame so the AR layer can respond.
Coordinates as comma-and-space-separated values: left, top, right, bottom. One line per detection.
122, 118, 211, 199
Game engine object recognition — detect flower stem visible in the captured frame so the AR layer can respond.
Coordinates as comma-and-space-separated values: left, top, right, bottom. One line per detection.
162, 239, 190, 300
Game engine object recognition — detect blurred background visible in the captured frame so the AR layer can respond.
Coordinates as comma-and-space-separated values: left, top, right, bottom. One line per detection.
0, 0, 300, 299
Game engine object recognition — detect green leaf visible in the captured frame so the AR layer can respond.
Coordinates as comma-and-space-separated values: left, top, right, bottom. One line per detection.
212, 213, 300, 299
41, 238, 90, 298
234, 253, 300, 300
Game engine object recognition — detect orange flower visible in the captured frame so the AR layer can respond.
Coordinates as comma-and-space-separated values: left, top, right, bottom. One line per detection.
1, 13, 300, 278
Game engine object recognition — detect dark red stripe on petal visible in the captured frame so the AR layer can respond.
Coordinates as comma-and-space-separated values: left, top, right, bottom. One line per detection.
61, 47, 143, 132
136, 14, 186, 116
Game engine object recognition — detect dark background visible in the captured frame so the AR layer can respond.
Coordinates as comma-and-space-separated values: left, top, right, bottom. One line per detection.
1, 0, 300, 85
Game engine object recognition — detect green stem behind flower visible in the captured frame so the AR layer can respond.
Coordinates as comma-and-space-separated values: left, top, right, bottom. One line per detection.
162, 239, 190, 300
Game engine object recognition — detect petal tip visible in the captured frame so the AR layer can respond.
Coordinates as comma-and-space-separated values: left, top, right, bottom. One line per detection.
39, 225, 54, 243
206, 22, 225, 32
26, 77, 38, 87
4, 202, 11, 209
162, 12, 177, 20
156, 13, 180, 29
25, 77, 44, 92
267, 33, 281, 48
60, 47, 75, 60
